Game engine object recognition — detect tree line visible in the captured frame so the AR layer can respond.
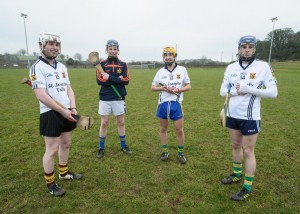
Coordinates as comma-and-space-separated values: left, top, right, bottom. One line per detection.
0, 52, 84, 68
1, 28, 299, 68
256, 28, 300, 61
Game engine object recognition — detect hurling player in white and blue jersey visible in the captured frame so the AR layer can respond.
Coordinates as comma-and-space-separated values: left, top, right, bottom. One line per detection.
30, 32, 83, 197
220, 35, 278, 201
151, 47, 191, 164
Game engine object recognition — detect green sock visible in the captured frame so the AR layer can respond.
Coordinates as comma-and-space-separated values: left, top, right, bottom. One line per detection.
243, 174, 254, 192
233, 162, 242, 178
161, 144, 168, 153
177, 145, 184, 155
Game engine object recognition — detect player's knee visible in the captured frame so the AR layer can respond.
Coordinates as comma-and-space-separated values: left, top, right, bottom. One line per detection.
175, 128, 183, 136
45, 148, 59, 158
243, 147, 254, 157
160, 126, 168, 133
117, 121, 125, 128
101, 121, 109, 129
61, 140, 72, 148
232, 142, 242, 150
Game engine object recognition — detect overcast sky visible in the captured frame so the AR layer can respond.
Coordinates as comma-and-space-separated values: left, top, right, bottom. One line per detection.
1, 0, 299, 62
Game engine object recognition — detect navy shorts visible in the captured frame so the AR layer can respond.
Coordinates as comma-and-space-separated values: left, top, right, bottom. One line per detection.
40, 110, 77, 137
226, 117, 260, 135
156, 101, 183, 121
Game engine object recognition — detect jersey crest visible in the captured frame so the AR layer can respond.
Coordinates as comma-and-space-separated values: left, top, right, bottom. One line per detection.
250, 73, 256, 79
31, 74, 37, 81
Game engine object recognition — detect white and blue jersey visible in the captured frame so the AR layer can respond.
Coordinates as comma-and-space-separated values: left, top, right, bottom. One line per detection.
152, 64, 190, 104
221, 59, 277, 120
29, 56, 71, 114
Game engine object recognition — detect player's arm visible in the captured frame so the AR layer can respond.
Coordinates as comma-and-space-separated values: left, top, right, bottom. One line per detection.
151, 80, 168, 92
178, 70, 191, 93
151, 72, 165, 92
33, 88, 75, 121
178, 83, 191, 93
67, 84, 77, 113
96, 62, 112, 86
238, 63, 278, 98
108, 64, 130, 85
96, 69, 106, 85
237, 83, 277, 98
220, 70, 237, 97
151, 84, 166, 92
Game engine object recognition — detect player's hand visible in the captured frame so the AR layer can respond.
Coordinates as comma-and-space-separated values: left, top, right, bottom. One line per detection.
62, 109, 77, 122
102, 72, 109, 80
165, 87, 174, 94
170, 87, 179, 94
71, 108, 77, 115
160, 85, 167, 91
236, 83, 246, 95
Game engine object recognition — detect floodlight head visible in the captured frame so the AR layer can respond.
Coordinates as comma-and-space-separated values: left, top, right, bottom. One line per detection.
271, 17, 278, 22
21, 13, 28, 18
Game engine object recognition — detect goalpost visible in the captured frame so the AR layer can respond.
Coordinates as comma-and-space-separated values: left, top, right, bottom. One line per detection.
128, 63, 155, 69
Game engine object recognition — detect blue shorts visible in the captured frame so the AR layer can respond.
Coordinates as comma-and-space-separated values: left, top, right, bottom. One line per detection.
156, 101, 183, 121
226, 117, 260, 135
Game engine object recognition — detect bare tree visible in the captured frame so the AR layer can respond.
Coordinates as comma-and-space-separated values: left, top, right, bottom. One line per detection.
17, 49, 26, 56
74, 53, 82, 61
267, 28, 294, 60
33, 52, 39, 58
60, 54, 65, 61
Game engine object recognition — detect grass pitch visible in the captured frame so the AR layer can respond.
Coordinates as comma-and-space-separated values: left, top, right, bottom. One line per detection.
0, 62, 299, 213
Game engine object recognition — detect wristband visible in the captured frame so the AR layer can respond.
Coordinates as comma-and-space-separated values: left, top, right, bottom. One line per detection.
71, 107, 77, 110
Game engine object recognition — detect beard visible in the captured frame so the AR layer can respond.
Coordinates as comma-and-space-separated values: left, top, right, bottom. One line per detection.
164, 59, 175, 66
45, 56, 57, 60
42, 50, 59, 60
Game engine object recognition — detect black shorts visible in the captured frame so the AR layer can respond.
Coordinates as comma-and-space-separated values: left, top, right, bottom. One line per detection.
40, 110, 77, 137
226, 117, 261, 136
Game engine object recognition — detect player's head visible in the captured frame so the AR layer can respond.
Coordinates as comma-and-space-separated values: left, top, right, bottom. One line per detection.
39, 32, 61, 60
162, 47, 177, 66
106, 40, 119, 58
238, 35, 257, 62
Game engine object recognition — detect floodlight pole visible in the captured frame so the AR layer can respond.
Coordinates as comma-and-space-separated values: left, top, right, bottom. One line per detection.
268, 17, 278, 64
21, 13, 30, 69
221, 51, 223, 63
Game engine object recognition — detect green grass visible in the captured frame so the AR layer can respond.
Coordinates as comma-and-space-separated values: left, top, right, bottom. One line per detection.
0, 62, 299, 213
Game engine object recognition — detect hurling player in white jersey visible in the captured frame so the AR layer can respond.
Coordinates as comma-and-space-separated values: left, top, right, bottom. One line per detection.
151, 47, 191, 164
30, 32, 83, 197
220, 35, 278, 201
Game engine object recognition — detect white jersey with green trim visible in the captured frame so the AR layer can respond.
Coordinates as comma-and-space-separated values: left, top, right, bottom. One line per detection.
29, 57, 71, 114
152, 64, 190, 104
221, 59, 277, 120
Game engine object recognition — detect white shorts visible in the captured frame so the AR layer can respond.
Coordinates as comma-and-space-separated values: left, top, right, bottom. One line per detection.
98, 100, 126, 116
